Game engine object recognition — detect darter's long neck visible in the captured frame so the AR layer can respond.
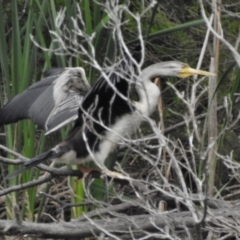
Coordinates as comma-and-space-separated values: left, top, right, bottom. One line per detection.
136, 64, 161, 115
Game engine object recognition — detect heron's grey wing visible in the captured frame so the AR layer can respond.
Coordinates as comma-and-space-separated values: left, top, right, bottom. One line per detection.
0, 76, 58, 128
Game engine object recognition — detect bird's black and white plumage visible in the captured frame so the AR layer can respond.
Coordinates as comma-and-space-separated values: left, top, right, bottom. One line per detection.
6, 60, 215, 179
0, 67, 90, 134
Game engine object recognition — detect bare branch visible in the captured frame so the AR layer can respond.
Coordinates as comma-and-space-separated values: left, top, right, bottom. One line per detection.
1, 204, 240, 239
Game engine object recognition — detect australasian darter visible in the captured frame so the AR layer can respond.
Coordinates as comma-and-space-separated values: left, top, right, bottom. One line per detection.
3, 56, 215, 179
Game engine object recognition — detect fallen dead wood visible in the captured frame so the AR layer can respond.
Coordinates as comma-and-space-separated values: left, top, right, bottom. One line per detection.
1, 203, 240, 239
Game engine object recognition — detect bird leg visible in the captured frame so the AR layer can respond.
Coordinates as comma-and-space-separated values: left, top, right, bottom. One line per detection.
77, 164, 100, 178
77, 165, 130, 181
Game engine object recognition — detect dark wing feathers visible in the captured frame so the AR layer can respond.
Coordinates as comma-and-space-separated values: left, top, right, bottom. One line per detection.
73, 58, 135, 139
6, 143, 72, 179
24, 144, 71, 168
5, 150, 53, 179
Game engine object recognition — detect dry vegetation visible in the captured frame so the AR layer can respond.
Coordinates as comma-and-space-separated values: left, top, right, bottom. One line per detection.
1, 0, 240, 239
